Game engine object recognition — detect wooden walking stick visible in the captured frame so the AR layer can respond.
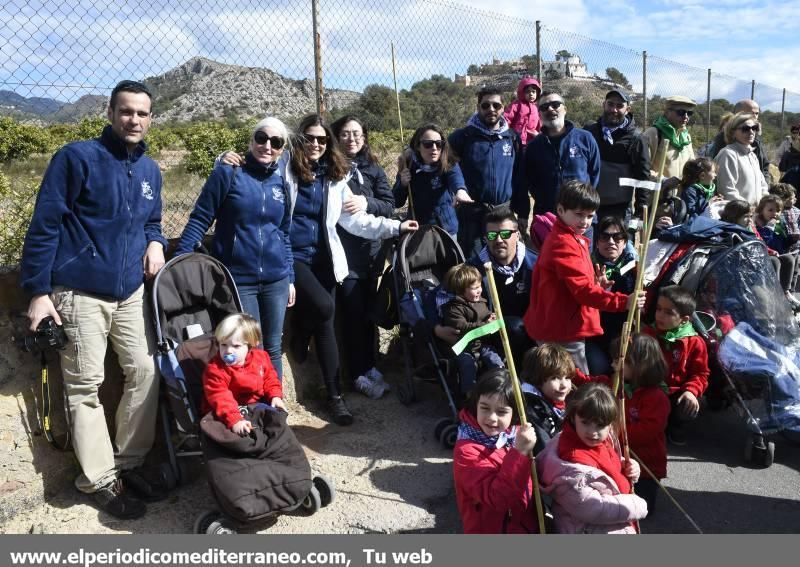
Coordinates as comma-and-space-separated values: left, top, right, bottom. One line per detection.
391, 42, 404, 144
484, 262, 547, 534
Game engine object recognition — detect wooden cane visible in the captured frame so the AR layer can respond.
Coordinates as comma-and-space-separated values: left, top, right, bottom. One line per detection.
391, 42, 404, 144
484, 262, 546, 534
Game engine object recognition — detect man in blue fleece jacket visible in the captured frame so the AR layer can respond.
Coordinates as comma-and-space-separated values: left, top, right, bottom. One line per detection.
20, 80, 168, 519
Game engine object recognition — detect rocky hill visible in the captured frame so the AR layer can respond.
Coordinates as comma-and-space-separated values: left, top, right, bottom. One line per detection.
0, 57, 361, 124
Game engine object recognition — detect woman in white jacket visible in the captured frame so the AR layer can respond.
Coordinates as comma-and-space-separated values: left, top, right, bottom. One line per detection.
714, 113, 768, 206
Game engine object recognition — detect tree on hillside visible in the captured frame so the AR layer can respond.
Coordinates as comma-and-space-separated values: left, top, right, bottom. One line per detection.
520, 54, 539, 73
556, 49, 572, 59
467, 64, 479, 75
605, 67, 632, 89
545, 68, 562, 81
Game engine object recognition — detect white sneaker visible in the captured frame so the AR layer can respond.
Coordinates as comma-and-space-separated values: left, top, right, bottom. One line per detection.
355, 375, 385, 400
365, 367, 391, 392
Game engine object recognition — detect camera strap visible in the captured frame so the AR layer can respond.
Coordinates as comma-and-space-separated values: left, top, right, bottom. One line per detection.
39, 352, 71, 451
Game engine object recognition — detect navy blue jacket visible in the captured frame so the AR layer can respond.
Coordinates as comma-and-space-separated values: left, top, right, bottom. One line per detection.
518, 120, 601, 217
448, 125, 524, 207
468, 247, 538, 318
176, 153, 293, 284
393, 159, 465, 235
681, 183, 713, 222
20, 126, 167, 299
338, 152, 394, 279
592, 243, 637, 348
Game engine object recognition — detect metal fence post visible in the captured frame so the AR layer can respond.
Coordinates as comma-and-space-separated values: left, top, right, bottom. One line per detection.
535, 21, 542, 83
706, 69, 712, 143
642, 51, 647, 124
750, 80, 755, 101
781, 88, 786, 132
312, 0, 324, 114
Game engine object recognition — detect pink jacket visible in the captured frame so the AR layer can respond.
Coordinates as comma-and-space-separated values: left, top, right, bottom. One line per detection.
536, 433, 648, 534
504, 77, 542, 145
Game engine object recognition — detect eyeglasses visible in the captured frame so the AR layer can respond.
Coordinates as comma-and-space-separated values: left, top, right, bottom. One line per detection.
480, 101, 503, 111
739, 124, 760, 133
253, 131, 284, 149
486, 229, 517, 241
597, 231, 626, 243
303, 134, 328, 146
671, 109, 694, 117
420, 139, 444, 150
339, 130, 363, 140
538, 100, 564, 112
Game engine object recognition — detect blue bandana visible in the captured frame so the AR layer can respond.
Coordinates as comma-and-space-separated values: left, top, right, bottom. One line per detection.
478, 241, 525, 284
600, 115, 630, 145
467, 112, 510, 137
457, 420, 517, 449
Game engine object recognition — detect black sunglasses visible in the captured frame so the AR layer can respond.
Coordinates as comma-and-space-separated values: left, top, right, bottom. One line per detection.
480, 101, 503, 111
598, 231, 626, 243
672, 109, 694, 117
420, 139, 444, 149
739, 124, 760, 133
538, 100, 564, 111
486, 229, 517, 241
253, 131, 285, 149
303, 134, 328, 145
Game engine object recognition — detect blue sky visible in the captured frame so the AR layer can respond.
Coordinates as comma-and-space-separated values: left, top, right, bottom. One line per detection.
2, 0, 798, 111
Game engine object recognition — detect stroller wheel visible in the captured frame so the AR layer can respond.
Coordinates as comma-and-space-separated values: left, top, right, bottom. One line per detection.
397, 379, 416, 405
439, 423, 459, 449
433, 417, 452, 441
158, 461, 178, 491
207, 519, 237, 534
313, 475, 336, 507
301, 485, 322, 515
193, 509, 223, 534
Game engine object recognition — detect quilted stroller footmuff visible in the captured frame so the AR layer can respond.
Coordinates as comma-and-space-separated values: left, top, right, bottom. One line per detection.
202, 405, 312, 523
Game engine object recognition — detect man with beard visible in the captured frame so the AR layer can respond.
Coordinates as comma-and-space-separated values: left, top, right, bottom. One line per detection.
583, 90, 651, 221
515, 92, 600, 220
643, 95, 696, 180
448, 86, 526, 257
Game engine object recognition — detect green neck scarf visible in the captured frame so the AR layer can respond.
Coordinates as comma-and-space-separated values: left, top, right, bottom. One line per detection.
697, 182, 715, 200
659, 320, 697, 343
654, 115, 692, 150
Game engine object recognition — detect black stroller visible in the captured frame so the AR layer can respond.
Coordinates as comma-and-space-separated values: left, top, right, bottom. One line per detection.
151, 253, 334, 533
377, 225, 466, 448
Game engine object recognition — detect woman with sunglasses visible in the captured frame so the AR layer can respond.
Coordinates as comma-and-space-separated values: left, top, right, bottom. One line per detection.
394, 124, 466, 238
176, 117, 294, 379
714, 112, 769, 206
286, 114, 417, 425
586, 216, 638, 374
329, 115, 395, 400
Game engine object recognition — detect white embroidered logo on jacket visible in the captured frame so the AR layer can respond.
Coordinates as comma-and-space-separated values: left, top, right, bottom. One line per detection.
141, 180, 153, 200
272, 187, 285, 203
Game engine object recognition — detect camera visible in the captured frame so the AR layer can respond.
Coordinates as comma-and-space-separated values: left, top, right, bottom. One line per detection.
14, 316, 68, 352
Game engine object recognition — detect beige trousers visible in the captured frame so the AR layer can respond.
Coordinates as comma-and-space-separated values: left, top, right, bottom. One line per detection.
53, 284, 158, 493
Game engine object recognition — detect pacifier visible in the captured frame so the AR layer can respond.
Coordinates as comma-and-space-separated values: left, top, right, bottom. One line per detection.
222, 353, 237, 365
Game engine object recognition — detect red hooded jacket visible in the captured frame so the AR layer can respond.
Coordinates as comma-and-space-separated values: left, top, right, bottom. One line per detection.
202, 348, 282, 428
626, 386, 671, 479
643, 327, 710, 398
453, 409, 539, 534
524, 217, 629, 342
504, 77, 541, 145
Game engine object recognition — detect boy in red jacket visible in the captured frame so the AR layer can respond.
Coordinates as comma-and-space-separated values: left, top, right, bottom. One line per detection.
203, 313, 286, 436
644, 285, 710, 446
523, 180, 645, 373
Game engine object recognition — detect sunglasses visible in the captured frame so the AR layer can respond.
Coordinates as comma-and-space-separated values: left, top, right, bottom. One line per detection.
253, 131, 285, 149
303, 134, 328, 145
420, 139, 444, 150
480, 101, 503, 111
538, 100, 564, 111
598, 231, 626, 243
672, 109, 694, 117
486, 229, 517, 241
739, 124, 760, 133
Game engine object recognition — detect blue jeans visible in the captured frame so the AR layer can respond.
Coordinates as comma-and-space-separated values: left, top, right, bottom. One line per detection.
456, 346, 504, 395
237, 277, 290, 379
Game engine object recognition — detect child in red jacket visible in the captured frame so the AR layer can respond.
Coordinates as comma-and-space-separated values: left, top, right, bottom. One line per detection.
453, 369, 539, 534
524, 180, 645, 373
644, 285, 710, 446
617, 334, 671, 514
203, 313, 286, 436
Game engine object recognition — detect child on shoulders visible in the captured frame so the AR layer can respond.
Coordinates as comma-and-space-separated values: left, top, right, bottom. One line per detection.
442, 263, 504, 395
504, 77, 542, 146
520, 344, 573, 455
453, 370, 539, 534
524, 180, 645, 373
536, 382, 648, 534
203, 313, 286, 436
643, 285, 709, 446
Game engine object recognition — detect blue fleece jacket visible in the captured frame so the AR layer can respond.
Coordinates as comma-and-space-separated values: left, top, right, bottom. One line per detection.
517, 120, 601, 217
393, 159, 465, 235
175, 153, 293, 284
448, 122, 523, 207
20, 125, 167, 299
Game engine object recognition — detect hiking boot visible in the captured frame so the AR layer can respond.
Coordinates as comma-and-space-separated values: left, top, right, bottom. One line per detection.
92, 479, 146, 519
327, 396, 354, 426
365, 367, 391, 392
120, 467, 169, 502
354, 375, 386, 400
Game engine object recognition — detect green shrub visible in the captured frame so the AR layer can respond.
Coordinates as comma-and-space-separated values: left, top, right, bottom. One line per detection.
0, 171, 38, 266
0, 117, 51, 161
181, 122, 250, 177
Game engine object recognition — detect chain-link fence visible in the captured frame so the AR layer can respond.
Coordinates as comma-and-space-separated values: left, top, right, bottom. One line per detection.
2, 0, 799, 267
